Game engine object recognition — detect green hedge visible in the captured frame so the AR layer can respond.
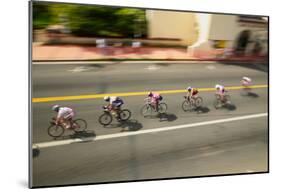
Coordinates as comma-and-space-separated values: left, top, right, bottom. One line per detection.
33, 2, 147, 38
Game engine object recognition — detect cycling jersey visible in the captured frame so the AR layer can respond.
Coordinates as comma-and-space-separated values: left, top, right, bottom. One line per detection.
149, 93, 162, 104
109, 96, 124, 107
189, 88, 198, 96
57, 107, 75, 120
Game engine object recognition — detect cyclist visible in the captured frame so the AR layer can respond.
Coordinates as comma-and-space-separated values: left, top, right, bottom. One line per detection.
215, 84, 226, 102
52, 105, 75, 129
148, 92, 163, 112
186, 86, 199, 101
241, 76, 252, 89
104, 96, 124, 119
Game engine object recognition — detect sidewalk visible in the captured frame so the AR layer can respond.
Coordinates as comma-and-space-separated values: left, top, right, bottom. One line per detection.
32, 43, 267, 63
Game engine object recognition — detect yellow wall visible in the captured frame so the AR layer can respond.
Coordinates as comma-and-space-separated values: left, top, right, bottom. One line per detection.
146, 10, 198, 45
147, 10, 268, 54
208, 14, 268, 52
208, 15, 238, 41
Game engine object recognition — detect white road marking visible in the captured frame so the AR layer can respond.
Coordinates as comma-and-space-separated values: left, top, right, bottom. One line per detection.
246, 169, 254, 173
206, 65, 216, 70
68, 66, 90, 72
32, 113, 267, 149
146, 65, 160, 70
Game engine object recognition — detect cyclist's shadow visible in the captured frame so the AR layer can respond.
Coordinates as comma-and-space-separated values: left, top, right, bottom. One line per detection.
244, 92, 259, 98
117, 119, 143, 132
61, 130, 97, 140
158, 112, 178, 122
192, 106, 210, 114
222, 103, 237, 111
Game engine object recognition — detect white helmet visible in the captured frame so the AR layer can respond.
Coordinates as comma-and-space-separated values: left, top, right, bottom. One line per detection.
187, 86, 192, 91
215, 84, 220, 89
242, 76, 251, 81
52, 105, 60, 111
104, 96, 110, 101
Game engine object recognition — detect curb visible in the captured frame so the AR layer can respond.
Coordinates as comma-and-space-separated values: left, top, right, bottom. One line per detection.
32, 58, 268, 64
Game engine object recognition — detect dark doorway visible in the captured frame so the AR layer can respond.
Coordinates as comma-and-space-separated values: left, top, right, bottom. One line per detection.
235, 30, 251, 56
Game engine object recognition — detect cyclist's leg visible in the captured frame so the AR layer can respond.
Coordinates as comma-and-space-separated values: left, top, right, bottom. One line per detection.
222, 93, 226, 102
112, 105, 117, 115
219, 92, 224, 102
191, 95, 197, 106
59, 118, 69, 128
67, 118, 74, 128
216, 92, 222, 101
150, 99, 156, 111
191, 95, 196, 100
116, 105, 122, 119
64, 113, 74, 129
156, 100, 159, 112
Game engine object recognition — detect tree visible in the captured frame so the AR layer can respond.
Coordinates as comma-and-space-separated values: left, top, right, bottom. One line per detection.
33, 2, 54, 29
32, 2, 148, 38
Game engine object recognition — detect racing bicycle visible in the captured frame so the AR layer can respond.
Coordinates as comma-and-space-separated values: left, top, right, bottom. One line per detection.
141, 98, 168, 117
98, 106, 131, 126
47, 117, 87, 138
182, 95, 203, 112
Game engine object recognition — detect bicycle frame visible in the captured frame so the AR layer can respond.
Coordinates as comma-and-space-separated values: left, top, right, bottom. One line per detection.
103, 106, 121, 117
144, 98, 157, 109
51, 117, 73, 129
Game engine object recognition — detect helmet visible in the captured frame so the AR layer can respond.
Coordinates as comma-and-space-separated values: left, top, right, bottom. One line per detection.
104, 96, 110, 101
242, 76, 251, 81
52, 105, 60, 111
187, 86, 192, 91
215, 84, 220, 89
148, 92, 153, 97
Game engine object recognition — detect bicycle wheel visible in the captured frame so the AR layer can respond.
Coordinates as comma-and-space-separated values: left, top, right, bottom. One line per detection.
158, 103, 168, 113
182, 100, 192, 112
73, 119, 87, 132
48, 124, 65, 138
141, 104, 152, 117
195, 97, 203, 107
98, 113, 113, 126
119, 109, 131, 121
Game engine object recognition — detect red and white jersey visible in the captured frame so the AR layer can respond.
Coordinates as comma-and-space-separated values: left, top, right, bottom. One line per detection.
57, 107, 74, 119
189, 88, 199, 96
149, 93, 161, 103
152, 93, 160, 99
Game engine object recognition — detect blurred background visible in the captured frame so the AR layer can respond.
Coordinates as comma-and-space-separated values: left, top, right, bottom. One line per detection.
31, 3, 269, 186
32, 1, 268, 61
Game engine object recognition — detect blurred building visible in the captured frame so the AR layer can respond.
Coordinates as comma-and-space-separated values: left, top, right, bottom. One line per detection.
146, 10, 199, 46
147, 10, 268, 56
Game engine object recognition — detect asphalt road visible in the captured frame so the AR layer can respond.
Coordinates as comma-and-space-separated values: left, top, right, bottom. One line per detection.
31, 62, 268, 187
